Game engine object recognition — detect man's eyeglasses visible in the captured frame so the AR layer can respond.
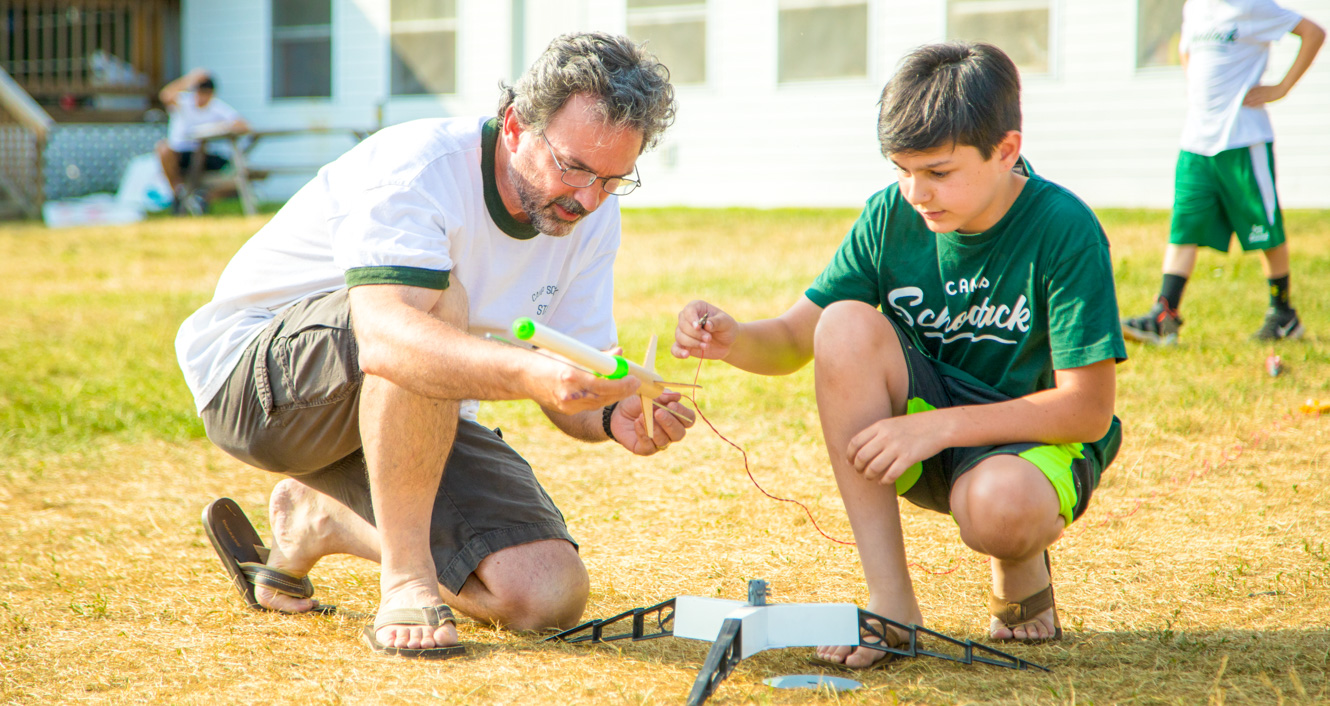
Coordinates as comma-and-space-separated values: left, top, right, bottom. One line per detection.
542, 134, 641, 196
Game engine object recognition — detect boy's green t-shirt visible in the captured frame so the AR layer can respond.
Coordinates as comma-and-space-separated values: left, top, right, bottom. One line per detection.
805, 174, 1127, 402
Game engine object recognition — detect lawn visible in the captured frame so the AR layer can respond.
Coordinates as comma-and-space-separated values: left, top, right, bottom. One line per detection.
1, 207, 1327, 704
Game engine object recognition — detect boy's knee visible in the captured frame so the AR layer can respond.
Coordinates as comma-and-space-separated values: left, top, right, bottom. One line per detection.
814, 300, 895, 359
953, 463, 1062, 558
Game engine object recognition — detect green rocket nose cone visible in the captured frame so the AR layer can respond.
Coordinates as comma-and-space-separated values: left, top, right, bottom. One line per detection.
512, 318, 536, 340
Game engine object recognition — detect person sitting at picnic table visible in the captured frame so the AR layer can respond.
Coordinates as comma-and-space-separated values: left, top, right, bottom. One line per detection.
156, 68, 249, 214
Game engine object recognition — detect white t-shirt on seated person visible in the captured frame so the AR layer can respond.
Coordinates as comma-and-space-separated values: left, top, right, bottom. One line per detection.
1179, 0, 1302, 156
175, 116, 622, 420
167, 91, 243, 153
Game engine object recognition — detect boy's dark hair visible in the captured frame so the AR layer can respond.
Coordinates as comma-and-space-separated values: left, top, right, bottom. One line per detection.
877, 42, 1021, 160
198, 76, 216, 91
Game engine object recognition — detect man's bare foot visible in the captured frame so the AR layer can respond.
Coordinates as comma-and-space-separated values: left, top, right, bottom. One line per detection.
250, 480, 337, 613
814, 609, 917, 669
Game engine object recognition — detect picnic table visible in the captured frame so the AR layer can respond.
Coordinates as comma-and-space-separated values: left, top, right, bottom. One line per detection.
184, 125, 371, 215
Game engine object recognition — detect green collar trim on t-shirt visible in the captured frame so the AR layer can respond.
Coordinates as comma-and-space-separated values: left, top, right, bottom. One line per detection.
481, 118, 540, 241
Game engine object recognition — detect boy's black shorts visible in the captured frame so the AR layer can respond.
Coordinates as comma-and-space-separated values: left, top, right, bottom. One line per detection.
885, 318, 1121, 525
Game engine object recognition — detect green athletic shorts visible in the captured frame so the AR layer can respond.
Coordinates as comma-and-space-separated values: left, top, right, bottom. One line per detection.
200, 288, 577, 594
1170, 143, 1285, 253
886, 319, 1120, 526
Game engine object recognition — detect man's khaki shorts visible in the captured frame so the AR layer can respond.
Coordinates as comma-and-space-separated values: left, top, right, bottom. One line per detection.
201, 288, 576, 593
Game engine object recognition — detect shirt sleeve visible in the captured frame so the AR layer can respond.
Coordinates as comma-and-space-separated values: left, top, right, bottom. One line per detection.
1244, 0, 1303, 43
805, 195, 885, 309
1044, 239, 1128, 370
332, 183, 454, 289
212, 98, 242, 124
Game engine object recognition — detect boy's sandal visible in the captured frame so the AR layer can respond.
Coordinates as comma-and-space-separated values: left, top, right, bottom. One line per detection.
809, 618, 907, 671
989, 551, 1063, 643
362, 605, 467, 660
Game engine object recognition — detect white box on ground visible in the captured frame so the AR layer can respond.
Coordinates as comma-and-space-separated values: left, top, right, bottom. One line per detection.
43, 193, 145, 228
673, 596, 862, 659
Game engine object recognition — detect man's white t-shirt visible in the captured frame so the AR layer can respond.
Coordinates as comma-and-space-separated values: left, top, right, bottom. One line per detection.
1179, 0, 1302, 156
175, 116, 621, 419
166, 91, 243, 152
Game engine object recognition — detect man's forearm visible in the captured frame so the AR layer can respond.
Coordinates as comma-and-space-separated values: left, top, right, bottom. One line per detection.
359, 306, 537, 401
543, 407, 608, 442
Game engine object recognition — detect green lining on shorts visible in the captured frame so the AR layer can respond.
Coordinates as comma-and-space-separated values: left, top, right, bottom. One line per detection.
1017, 443, 1083, 526
894, 397, 936, 496
345, 266, 450, 290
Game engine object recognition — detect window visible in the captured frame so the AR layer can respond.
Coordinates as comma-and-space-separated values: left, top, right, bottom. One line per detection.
391, 0, 457, 95
1137, 0, 1185, 68
626, 0, 706, 85
946, 0, 1051, 74
778, 0, 868, 83
272, 0, 332, 98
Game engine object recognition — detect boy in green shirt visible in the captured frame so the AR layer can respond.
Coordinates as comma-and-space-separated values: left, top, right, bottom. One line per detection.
672, 42, 1126, 667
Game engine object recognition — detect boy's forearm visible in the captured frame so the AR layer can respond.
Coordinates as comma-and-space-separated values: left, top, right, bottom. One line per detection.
1279, 19, 1325, 93
925, 385, 1114, 450
722, 318, 814, 375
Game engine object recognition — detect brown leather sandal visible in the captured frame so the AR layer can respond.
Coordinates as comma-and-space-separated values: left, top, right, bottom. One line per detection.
989, 551, 1063, 643
363, 605, 467, 660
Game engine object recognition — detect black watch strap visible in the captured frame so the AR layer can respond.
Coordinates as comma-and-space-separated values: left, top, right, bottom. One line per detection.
601, 402, 619, 440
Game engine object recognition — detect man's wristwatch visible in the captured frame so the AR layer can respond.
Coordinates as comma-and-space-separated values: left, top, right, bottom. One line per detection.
601, 402, 619, 440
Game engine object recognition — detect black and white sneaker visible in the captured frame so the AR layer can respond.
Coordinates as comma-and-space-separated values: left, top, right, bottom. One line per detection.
1122, 298, 1183, 346
1252, 308, 1304, 341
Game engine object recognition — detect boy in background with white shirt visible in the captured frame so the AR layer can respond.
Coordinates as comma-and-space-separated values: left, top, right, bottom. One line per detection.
156, 68, 249, 214
1122, 0, 1323, 345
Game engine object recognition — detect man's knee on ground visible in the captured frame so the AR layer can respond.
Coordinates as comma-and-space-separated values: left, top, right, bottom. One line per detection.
952, 461, 1062, 559
478, 540, 589, 631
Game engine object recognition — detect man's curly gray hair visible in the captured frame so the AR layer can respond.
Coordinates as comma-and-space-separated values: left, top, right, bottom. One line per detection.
497, 32, 676, 153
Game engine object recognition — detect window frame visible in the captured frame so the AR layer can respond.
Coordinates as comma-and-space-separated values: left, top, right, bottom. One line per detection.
389, 1, 460, 96
1134, 0, 1186, 72
625, 0, 709, 87
270, 0, 334, 100
943, 0, 1058, 78
776, 0, 873, 85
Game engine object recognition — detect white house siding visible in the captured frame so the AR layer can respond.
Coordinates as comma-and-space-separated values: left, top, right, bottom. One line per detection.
182, 0, 1330, 208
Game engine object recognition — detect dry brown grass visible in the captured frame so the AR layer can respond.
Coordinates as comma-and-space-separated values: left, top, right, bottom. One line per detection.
2, 208, 1329, 704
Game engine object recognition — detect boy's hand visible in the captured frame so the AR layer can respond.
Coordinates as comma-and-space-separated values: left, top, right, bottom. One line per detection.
847, 413, 949, 485
672, 300, 737, 360
1243, 83, 1288, 107
609, 391, 695, 455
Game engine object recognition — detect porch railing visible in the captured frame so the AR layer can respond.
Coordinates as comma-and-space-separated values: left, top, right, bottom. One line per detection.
0, 63, 53, 218
1, 1, 174, 104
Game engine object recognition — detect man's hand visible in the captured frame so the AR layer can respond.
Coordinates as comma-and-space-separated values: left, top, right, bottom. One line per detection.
672, 300, 737, 360
609, 391, 695, 455
846, 412, 951, 486
526, 351, 642, 416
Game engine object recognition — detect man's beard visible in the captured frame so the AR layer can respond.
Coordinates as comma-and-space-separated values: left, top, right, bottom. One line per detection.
507, 160, 588, 237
